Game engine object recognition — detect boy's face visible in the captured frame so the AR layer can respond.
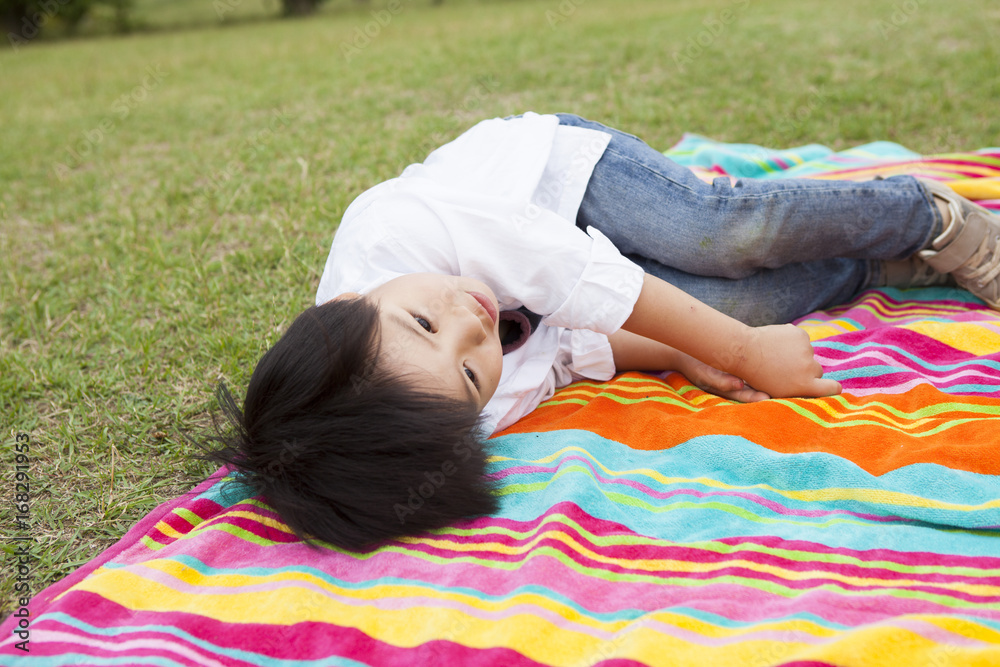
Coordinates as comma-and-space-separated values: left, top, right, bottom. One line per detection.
343, 273, 504, 412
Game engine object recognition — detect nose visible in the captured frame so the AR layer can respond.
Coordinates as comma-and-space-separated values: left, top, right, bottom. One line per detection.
450, 299, 488, 346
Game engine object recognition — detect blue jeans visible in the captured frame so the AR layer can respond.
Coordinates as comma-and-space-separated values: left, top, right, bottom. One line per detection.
556, 113, 942, 325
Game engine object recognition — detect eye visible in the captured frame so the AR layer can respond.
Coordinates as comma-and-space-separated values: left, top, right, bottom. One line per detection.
465, 367, 480, 390
413, 315, 432, 332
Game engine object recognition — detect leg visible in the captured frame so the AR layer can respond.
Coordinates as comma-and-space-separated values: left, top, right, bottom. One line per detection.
556, 113, 946, 321
557, 113, 940, 277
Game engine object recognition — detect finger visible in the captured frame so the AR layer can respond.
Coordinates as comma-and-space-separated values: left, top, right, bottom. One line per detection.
718, 386, 771, 403
706, 368, 747, 392
809, 378, 842, 396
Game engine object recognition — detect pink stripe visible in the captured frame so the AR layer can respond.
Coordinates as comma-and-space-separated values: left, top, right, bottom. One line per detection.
34, 629, 228, 667
1, 469, 229, 627
821, 349, 1000, 376
840, 380, 932, 396
116, 517, 1000, 607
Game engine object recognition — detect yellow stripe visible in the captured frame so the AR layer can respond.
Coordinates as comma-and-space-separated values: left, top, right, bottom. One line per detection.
69, 568, 1000, 666
800, 321, 860, 341
804, 398, 944, 430
195, 509, 297, 536
153, 520, 186, 540
805, 620, 1000, 667
901, 321, 1000, 356
945, 177, 1000, 201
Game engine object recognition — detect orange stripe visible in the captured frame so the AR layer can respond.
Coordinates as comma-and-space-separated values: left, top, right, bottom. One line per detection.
498, 373, 1000, 476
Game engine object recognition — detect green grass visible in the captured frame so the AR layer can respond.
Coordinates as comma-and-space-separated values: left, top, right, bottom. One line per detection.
2, 0, 999, 615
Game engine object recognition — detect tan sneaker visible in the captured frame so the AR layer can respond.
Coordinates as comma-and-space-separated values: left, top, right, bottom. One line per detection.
879, 255, 955, 288
916, 178, 1000, 308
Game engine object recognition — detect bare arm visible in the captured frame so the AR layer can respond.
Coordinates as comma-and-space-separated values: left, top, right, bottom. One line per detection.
608, 329, 770, 402
618, 274, 841, 398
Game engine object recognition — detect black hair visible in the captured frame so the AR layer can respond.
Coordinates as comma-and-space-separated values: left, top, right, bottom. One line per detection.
205, 296, 499, 550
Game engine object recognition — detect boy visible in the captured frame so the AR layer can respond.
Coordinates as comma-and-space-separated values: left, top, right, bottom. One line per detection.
211, 112, 1000, 550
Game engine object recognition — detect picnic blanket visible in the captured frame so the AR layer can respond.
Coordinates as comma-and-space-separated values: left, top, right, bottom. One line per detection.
4, 138, 1000, 667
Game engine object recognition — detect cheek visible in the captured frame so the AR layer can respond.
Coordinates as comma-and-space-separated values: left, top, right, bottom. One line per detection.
489, 346, 504, 386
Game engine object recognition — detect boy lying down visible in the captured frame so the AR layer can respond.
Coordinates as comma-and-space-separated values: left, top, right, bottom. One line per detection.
209, 112, 1000, 550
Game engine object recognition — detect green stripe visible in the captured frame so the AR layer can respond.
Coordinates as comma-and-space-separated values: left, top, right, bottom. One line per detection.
773, 400, 990, 436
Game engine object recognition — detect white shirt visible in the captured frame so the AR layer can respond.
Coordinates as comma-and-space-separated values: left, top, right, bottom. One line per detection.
316, 112, 646, 433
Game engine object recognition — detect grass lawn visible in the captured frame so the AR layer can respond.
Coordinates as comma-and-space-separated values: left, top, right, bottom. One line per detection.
2, 0, 998, 616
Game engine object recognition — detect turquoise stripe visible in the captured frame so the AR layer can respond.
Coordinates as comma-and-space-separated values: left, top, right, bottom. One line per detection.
191, 474, 255, 507
496, 433, 1000, 512
873, 286, 985, 304
500, 458, 905, 531
489, 432, 1000, 555
663, 135, 921, 180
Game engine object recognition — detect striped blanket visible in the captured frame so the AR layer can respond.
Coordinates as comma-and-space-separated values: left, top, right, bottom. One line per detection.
4, 139, 1000, 666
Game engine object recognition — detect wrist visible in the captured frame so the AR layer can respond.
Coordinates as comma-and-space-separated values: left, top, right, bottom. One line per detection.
722, 325, 761, 378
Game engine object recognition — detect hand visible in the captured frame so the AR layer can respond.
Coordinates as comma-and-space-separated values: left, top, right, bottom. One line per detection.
674, 352, 771, 402
725, 324, 842, 399
619, 274, 841, 400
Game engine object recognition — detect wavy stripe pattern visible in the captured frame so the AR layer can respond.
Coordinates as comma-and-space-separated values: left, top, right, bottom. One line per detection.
4, 144, 1000, 666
